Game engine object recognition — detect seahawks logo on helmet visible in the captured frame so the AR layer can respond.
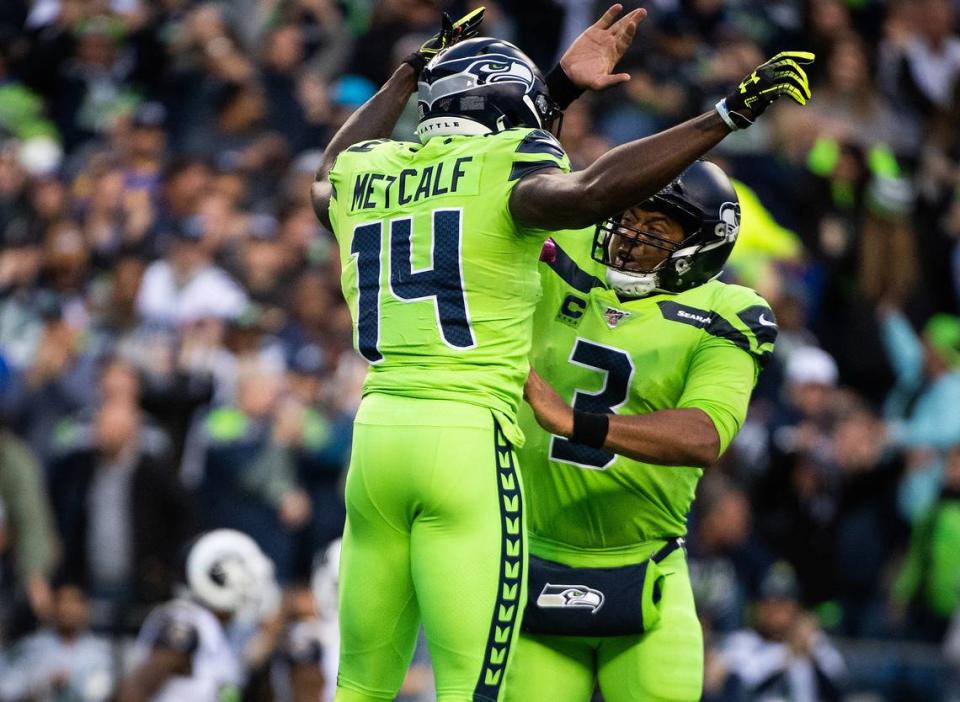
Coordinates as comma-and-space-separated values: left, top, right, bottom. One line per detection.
594, 161, 743, 297
419, 55, 536, 109
417, 37, 560, 141
536, 583, 605, 613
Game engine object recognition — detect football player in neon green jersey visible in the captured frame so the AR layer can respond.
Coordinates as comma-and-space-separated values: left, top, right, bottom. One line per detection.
507, 160, 776, 701
309, 3, 812, 697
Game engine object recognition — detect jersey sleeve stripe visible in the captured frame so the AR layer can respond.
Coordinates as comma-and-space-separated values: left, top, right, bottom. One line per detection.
736, 305, 779, 347
656, 300, 751, 352
546, 242, 605, 294
509, 160, 564, 181
515, 130, 567, 160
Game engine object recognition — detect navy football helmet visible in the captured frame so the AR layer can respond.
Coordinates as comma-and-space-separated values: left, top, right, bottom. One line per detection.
416, 37, 561, 141
592, 160, 741, 297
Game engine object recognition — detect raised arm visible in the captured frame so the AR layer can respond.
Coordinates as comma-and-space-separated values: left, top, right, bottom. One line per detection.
311, 4, 648, 230
548, 4, 646, 101
511, 51, 815, 230
310, 9, 486, 229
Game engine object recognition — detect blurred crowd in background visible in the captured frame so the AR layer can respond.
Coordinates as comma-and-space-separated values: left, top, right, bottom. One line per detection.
1, 0, 960, 699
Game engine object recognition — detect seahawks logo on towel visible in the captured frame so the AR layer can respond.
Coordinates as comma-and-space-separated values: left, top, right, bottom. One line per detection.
536, 583, 605, 613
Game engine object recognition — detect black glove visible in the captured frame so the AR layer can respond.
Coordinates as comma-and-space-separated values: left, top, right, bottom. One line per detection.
403, 7, 486, 75
715, 51, 815, 131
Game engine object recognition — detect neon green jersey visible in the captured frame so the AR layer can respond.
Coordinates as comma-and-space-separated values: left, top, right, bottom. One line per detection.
328, 129, 570, 445
518, 230, 775, 560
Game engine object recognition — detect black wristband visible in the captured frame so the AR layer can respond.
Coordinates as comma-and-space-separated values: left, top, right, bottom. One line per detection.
545, 64, 584, 110
402, 52, 428, 76
571, 410, 609, 449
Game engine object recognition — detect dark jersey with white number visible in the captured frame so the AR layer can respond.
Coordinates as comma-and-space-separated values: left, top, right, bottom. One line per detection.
328, 129, 571, 445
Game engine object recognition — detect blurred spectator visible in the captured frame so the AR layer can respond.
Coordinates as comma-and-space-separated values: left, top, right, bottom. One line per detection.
184, 80, 288, 202
880, 310, 960, 451
152, 157, 212, 243
879, 0, 960, 115
48, 16, 144, 151
0, 581, 113, 701
231, 214, 291, 309
945, 606, 960, 693
0, 428, 58, 628
197, 361, 312, 581
135, 215, 247, 326
753, 346, 841, 605
874, 309, 960, 522
285, 344, 350, 575
243, 585, 326, 702
0, 39, 59, 167
892, 445, 960, 641
50, 358, 172, 462
720, 562, 846, 701
49, 396, 196, 630
5, 303, 98, 464
688, 475, 770, 633
810, 33, 915, 154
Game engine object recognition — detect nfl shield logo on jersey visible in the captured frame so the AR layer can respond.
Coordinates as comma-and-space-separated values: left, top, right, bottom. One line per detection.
604, 307, 630, 328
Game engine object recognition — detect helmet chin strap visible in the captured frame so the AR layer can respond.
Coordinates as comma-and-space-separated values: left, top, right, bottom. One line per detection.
605, 268, 660, 299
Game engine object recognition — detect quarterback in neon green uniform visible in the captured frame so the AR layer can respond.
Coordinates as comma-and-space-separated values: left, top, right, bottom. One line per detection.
310, 4, 812, 698
508, 161, 776, 701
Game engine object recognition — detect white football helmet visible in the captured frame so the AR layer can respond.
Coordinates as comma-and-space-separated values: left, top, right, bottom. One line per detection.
186, 529, 279, 618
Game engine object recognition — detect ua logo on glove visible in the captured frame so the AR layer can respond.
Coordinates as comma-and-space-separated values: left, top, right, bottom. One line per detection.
739, 73, 761, 93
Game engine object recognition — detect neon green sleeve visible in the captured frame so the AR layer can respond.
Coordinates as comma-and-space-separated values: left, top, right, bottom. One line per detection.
677, 340, 759, 454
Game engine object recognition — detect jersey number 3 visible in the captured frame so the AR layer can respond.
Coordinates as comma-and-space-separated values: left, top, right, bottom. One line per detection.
351, 209, 475, 362
550, 339, 634, 469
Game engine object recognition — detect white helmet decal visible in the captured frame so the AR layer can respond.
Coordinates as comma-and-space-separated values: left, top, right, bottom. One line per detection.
715, 202, 740, 243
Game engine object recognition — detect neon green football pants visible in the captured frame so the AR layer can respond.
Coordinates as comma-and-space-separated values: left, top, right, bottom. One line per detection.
505, 548, 703, 702
335, 394, 527, 702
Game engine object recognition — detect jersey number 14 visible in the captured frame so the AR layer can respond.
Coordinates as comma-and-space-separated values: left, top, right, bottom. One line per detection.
350, 209, 475, 363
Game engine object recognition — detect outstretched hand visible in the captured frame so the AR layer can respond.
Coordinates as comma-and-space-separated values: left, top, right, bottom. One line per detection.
719, 50, 815, 129
404, 7, 486, 73
559, 4, 647, 91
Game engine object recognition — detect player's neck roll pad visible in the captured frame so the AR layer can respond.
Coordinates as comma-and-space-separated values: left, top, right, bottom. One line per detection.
521, 537, 683, 637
